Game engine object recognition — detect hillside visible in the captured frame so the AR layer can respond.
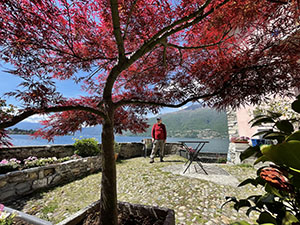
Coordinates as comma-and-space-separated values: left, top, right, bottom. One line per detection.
126, 105, 229, 139
10, 105, 228, 139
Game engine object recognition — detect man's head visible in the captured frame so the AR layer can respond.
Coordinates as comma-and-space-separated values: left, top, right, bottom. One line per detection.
156, 117, 162, 124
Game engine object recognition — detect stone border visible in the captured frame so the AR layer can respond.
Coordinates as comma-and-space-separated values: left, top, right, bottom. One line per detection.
57, 200, 175, 225
0, 156, 101, 202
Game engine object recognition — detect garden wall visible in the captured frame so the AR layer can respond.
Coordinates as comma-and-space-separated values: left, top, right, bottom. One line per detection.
0, 156, 101, 202
0, 144, 75, 161
0, 142, 182, 161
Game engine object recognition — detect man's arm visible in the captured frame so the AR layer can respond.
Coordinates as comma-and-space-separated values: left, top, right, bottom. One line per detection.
151, 124, 156, 142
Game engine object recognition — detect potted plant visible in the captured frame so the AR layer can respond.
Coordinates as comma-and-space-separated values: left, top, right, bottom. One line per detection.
230, 136, 250, 144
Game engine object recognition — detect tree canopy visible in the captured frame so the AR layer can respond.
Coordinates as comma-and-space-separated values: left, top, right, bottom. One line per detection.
0, 0, 299, 224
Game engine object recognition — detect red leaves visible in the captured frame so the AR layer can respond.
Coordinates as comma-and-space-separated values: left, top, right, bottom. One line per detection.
260, 167, 293, 193
0, 0, 299, 139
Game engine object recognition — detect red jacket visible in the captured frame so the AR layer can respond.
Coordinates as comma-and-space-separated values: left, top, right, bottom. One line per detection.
151, 123, 167, 140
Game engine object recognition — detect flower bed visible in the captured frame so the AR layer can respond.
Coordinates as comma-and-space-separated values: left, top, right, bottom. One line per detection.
0, 155, 81, 174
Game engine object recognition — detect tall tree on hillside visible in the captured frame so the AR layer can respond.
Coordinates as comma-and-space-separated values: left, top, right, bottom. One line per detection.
0, 0, 299, 224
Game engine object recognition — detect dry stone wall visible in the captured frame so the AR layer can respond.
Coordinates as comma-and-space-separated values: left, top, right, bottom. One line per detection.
0, 156, 101, 202
0, 145, 75, 161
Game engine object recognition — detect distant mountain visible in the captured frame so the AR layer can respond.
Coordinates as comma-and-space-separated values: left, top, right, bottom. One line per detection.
11, 122, 102, 136
125, 105, 228, 139
9, 105, 228, 139
11, 122, 42, 130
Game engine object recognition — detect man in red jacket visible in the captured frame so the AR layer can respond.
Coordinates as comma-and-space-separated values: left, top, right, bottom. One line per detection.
150, 117, 167, 163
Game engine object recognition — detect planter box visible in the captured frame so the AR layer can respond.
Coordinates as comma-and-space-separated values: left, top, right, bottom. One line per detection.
57, 200, 175, 225
3, 205, 53, 225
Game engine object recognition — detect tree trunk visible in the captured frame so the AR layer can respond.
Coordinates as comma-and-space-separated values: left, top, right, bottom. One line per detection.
99, 116, 118, 225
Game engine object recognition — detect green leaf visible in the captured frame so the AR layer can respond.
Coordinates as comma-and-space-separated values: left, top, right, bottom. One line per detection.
249, 115, 270, 124
257, 212, 277, 225
238, 178, 258, 187
251, 117, 275, 128
289, 171, 300, 188
263, 132, 286, 141
246, 206, 259, 217
286, 131, 300, 142
233, 199, 251, 211
252, 130, 274, 138
261, 141, 300, 170
265, 183, 283, 198
275, 120, 294, 135
254, 155, 270, 165
230, 221, 251, 225
240, 146, 260, 161
282, 211, 299, 225
267, 110, 282, 119
292, 99, 300, 113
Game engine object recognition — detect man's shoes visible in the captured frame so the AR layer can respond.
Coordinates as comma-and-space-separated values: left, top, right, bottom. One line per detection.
160, 158, 164, 162
149, 159, 154, 163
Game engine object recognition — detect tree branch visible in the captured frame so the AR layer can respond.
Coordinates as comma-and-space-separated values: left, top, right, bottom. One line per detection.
167, 29, 232, 50
123, 0, 138, 40
127, 0, 230, 66
115, 89, 223, 108
0, 105, 106, 129
110, 0, 126, 60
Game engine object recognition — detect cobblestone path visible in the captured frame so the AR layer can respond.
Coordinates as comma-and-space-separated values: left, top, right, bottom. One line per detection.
6, 155, 263, 224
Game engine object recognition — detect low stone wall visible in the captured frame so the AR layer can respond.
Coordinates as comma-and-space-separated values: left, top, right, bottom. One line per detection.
0, 142, 180, 161
0, 142, 217, 161
119, 141, 182, 159
227, 142, 253, 164
0, 156, 101, 202
0, 145, 75, 161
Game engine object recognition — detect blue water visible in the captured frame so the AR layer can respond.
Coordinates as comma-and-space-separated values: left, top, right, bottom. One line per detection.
8, 135, 229, 153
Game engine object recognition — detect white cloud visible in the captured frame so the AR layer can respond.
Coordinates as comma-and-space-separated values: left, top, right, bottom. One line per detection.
24, 114, 49, 123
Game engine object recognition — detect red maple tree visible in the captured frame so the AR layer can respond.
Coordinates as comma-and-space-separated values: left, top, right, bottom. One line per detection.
0, 1, 299, 224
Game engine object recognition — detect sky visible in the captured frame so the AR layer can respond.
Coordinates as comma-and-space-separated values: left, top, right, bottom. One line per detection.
0, 63, 184, 123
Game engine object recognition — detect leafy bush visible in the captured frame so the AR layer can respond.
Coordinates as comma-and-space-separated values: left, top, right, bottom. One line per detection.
114, 141, 120, 153
73, 138, 100, 157
224, 96, 300, 225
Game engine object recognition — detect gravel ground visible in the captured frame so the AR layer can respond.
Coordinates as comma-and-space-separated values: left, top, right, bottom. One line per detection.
5, 155, 264, 224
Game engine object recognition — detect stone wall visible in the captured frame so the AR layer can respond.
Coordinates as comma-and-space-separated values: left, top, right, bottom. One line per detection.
0, 156, 101, 202
0, 145, 75, 161
0, 142, 180, 161
226, 109, 240, 164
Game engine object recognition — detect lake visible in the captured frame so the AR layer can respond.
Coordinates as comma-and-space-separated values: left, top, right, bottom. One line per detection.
8, 134, 229, 153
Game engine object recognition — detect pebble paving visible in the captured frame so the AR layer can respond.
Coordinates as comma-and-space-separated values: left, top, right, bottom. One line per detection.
5, 155, 264, 224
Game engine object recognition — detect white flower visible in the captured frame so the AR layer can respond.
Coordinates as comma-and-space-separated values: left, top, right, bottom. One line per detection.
0, 211, 11, 220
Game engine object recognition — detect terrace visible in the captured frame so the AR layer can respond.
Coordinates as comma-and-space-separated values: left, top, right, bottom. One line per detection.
4, 155, 262, 225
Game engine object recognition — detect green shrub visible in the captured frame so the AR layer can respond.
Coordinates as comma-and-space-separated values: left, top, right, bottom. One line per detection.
73, 138, 100, 157
114, 141, 120, 153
